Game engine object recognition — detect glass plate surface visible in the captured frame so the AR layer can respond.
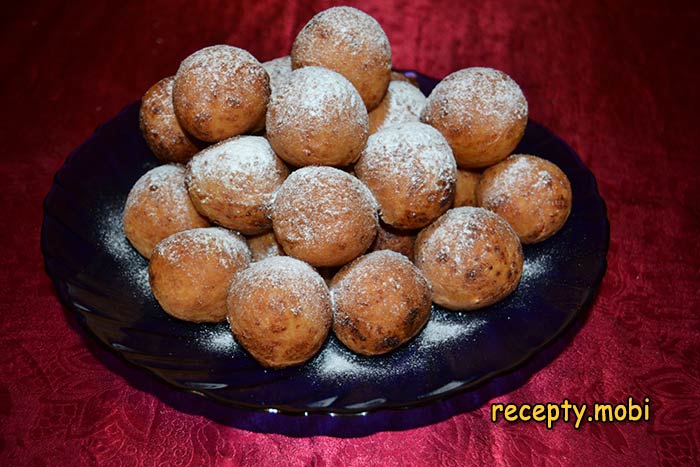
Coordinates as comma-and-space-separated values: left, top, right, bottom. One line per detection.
41, 71, 609, 415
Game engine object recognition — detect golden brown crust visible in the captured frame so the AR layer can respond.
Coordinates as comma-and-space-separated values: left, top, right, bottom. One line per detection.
272, 166, 378, 267
477, 154, 572, 244
265, 67, 368, 168
453, 168, 481, 208
149, 228, 251, 322
355, 122, 456, 229
262, 56, 292, 96
367, 102, 390, 136
421, 67, 528, 169
291, 6, 391, 110
227, 256, 332, 368
414, 207, 523, 310
185, 136, 288, 235
331, 250, 432, 355
246, 231, 285, 262
173, 45, 270, 142
368, 80, 426, 135
139, 77, 204, 163
123, 164, 210, 258
370, 222, 417, 261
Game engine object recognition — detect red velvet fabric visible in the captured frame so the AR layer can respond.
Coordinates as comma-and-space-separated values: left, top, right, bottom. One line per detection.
2, 0, 700, 465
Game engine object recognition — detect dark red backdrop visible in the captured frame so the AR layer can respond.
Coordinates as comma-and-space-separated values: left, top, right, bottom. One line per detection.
2, 0, 700, 465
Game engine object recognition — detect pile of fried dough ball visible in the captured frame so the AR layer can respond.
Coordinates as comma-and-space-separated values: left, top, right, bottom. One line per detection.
125, 6, 572, 368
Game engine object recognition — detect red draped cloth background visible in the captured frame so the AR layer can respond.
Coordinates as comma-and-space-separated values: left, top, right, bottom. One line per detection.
2, 1, 699, 465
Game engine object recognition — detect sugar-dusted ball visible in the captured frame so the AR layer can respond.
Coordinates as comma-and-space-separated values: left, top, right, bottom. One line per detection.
454, 168, 481, 207
173, 45, 269, 142
262, 55, 292, 96
355, 121, 456, 229
149, 227, 251, 322
370, 222, 417, 261
272, 166, 378, 267
185, 136, 288, 235
246, 231, 284, 262
477, 154, 572, 243
421, 67, 528, 169
124, 164, 209, 258
368, 80, 426, 135
227, 256, 332, 368
415, 207, 523, 310
291, 6, 392, 110
266, 66, 368, 167
331, 250, 432, 355
139, 76, 203, 163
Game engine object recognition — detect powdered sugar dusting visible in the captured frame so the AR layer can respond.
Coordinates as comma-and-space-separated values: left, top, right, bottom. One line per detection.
96, 203, 151, 297
521, 252, 552, 282
330, 250, 430, 322
293, 6, 391, 60
420, 308, 486, 346
423, 67, 527, 132
310, 309, 486, 381
230, 256, 329, 319
173, 45, 268, 136
152, 227, 251, 270
187, 136, 288, 206
196, 324, 240, 354
356, 122, 456, 223
140, 77, 191, 152
417, 207, 508, 267
124, 164, 191, 219
272, 166, 378, 246
177, 45, 262, 96
370, 80, 426, 133
148, 76, 175, 111
312, 343, 366, 378
267, 66, 367, 134
123, 164, 209, 258
360, 122, 456, 185
480, 155, 562, 208
484, 155, 536, 202
262, 56, 292, 95
533, 170, 554, 188
479, 154, 572, 243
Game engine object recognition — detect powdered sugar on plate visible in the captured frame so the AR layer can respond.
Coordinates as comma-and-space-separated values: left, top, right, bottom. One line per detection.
310, 308, 486, 382
195, 324, 241, 355
95, 202, 151, 297
521, 251, 552, 282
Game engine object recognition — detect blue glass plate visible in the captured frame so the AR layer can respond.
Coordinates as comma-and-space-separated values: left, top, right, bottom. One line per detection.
41, 71, 609, 415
